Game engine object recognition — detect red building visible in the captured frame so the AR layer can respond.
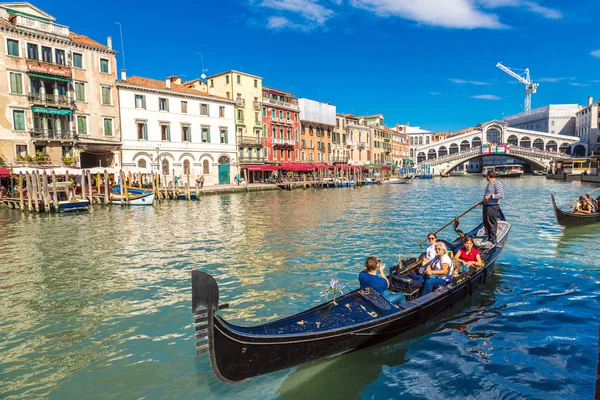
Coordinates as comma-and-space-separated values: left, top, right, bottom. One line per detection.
262, 87, 300, 163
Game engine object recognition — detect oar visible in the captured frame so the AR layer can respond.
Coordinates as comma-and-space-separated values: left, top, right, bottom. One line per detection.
418, 200, 484, 247
564, 186, 600, 207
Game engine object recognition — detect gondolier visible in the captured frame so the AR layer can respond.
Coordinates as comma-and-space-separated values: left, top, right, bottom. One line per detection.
483, 170, 504, 244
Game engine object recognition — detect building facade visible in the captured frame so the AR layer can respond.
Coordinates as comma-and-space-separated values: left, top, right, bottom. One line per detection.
388, 125, 409, 166
575, 96, 600, 154
117, 75, 236, 185
262, 86, 300, 163
298, 98, 336, 163
359, 114, 391, 164
332, 114, 347, 164
503, 104, 581, 136
340, 114, 370, 165
0, 3, 120, 168
204, 70, 263, 164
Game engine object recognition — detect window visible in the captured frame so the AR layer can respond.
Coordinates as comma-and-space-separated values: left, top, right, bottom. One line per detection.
302, 152, 305, 161
262, 107, 266, 117
137, 122, 147, 140
183, 160, 191, 175
7, 39, 19, 56
101, 86, 111, 105
77, 116, 87, 135
200, 103, 208, 116
255, 112, 259, 123
279, 110, 283, 119
286, 112, 290, 120
26, 43, 38, 60
182, 125, 191, 142
9, 72, 23, 94
295, 129, 299, 140
237, 109, 243, 121
159, 98, 169, 111
181, 101, 188, 114
225, 75, 229, 84
162, 159, 169, 175
254, 79, 257, 88
220, 128, 228, 144
236, 75, 241, 84
138, 159, 147, 168
201, 126, 210, 142
75, 82, 85, 102
272, 126, 277, 138
210, 79, 214, 87
73, 52, 83, 68
161, 124, 171, 141
41, 46, 52, 62
103, 118, 113, 136
13, 110, 25, 131
100, 58, 110, 73
203, 160, 209, 174
219, 106, 225, 118
55, 49, 65, 65
16, 145, 27, 158
135, 94, 146, 109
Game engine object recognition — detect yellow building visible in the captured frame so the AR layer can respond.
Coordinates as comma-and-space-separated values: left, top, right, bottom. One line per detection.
205, 70, 263, 164
358, 114, 391, 164
390, 124, 410, 166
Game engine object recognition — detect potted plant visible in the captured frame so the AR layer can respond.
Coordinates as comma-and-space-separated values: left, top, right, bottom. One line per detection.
34, 149, 49, 165
62, 152, 77, 167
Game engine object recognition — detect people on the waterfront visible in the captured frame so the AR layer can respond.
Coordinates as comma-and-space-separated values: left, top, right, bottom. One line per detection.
421, 233, 438, 266
482, 171, 504, 244
200, 175, 205, 189
235, 174, 241, 185
454, 237, 484, 270
359, 256, 406, 306
421, 242, 454, 296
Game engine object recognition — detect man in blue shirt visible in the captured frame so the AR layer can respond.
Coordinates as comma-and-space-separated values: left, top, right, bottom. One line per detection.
359, 256, 406, 306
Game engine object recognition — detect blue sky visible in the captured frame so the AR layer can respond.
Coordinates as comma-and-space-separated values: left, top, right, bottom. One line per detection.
32, 0, 600, 132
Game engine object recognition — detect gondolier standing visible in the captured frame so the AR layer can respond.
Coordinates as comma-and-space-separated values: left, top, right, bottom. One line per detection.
483, 170, 504, 244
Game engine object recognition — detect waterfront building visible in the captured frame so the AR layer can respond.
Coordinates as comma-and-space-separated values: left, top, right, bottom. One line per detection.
342, 114, 370, 165
0, 3, 120, 168
503, 104, 581, 136
403, 124, 433, 161
298, 98, 336, 163
117, 74, 237, 185
356, 114, 390, 165
575, 96, 600, 155
204, 70, 264, 165
262, 86, 300, 163
332, 114, 348, 164
388, 125, 409, 166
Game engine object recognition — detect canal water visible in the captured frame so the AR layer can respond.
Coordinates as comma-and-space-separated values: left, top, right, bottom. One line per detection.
1, 176, 598, 399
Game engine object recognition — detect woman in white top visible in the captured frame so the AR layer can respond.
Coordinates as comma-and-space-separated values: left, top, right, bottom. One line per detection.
421, 233, 438, 267
421, 241, 454, 296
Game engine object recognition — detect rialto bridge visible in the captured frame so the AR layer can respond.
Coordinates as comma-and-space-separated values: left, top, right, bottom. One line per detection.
412, 120, 582, 172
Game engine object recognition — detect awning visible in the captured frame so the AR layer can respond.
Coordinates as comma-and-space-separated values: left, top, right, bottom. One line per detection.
241, 165, 280, 172
382, 165, 392, 171
0, 168, 10, 178
279, 163, 314, 171
310, 163, 328, 169
27, 72, 71, 82
31, 107, 72, 115
364, 164, 383, 169
403, 158, 413, 163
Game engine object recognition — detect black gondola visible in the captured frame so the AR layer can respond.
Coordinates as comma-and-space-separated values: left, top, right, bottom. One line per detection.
192, 212, 511, 383
550, 193, 600, 227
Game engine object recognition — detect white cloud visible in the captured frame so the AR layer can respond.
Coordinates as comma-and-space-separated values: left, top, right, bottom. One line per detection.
350, 0, 506, 29
570, 82, 589, 87
260, 0, 335, 24
538, 77, 575, 83
478, 0, 561, 19
470, 94, 501, 100
450, 78, 468, 84
591, 49, 600, 58
266, 16, 305, 29
429, 91, 442, 96
450, 78, 490, 85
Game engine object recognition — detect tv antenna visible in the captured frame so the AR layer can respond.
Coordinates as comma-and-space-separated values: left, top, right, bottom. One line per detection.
195, 52, 208, 80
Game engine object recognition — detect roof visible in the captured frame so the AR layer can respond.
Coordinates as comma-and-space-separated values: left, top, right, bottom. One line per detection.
207, 69, 262, 80
118, 76, 231, 101
405, 126, 431, 134
70, 32, 108, 49
263, 86, 294, 97
358, 114, 384, 119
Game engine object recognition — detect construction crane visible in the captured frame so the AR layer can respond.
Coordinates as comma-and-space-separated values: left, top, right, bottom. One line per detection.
496, 62, 539, 112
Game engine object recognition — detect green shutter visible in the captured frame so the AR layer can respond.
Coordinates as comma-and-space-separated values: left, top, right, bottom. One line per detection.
10, 72, 22, 94
144, 124, 148, 140
104, 119, 112, 136
13, 110, 25, 130
188, 126, 192, 142
142, 96, 146, 109
166, 125, 171, 141
75, 83, 85, 101
7, 39, 19, 56
207, 127, 210, 143
77, 116, 87, 134
102, 87, 110, 104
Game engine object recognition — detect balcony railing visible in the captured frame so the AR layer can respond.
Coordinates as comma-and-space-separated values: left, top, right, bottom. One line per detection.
345, 139, 354, 147
30, 128, 76, 140
238, 156, 266, 163
253, 100, 261, 109
273, 138, 296, 146
28, 92, 75, 107
15, 15, 70, 37
238, 136, 263, 146
235, 97, 246, 107
272, 117, 279, 123
262, 97, 300, 111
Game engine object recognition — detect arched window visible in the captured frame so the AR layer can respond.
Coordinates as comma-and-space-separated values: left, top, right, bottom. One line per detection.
419, 137, 422, 145
426, 136, 430, 145
218, 155, 230, 164
162, 159, 169, 175
183, 159, 190, 175
138, 159, 147, 168
203, 160, 210, 175
295, 129, 299, 141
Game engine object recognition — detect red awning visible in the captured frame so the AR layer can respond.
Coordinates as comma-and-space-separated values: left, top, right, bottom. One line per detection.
242, 165, 280, 172
382, 165, 392, 171
279, 163, 314, 171
0, 168, 10, 178
310, 163, 328, 169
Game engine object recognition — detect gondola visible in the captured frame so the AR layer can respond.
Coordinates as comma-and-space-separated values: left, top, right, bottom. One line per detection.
192, 210, 511, 383
550, 193, 600, 227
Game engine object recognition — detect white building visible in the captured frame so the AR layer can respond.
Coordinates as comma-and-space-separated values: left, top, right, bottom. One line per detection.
575, 96, 600, 154
404, 125, 432, 160
503, 104, 581, 136
117, 74, 237, 185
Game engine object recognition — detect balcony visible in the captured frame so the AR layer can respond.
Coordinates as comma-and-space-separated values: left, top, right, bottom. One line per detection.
30, 128, 76, 140
238, 156, 266, 164
262, 97, 300, 111
272, 117, 279, 123
235, 97, 246, 107
238, 136, 263, 146
345, 139, 354, 147
28, 92, 75, 107
253, 100, 261, 109
15, 15, 70, 37
357, 142, 366, 150
284, 119, 293, 125
273, 138, 296, 146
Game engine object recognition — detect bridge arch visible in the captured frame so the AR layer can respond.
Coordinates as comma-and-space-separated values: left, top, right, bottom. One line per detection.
533, 138, 544, 150
573, 144, 586, 156
449, 143, 459, 154
438, 146, 448, 157
417, 152, 426, 163
472, 136, 482, 148
520, 136, 531, 148
507, 135, 518, 146
442, 153, 547, 173
546, 140, 557, 152
460, 140, 470, 151
559, 143, 570, 154
428, 149, 437, 159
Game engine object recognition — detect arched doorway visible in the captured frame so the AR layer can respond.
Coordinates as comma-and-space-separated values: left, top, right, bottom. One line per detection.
533, 138, 544, 150
472, 137, 482, 148
417, 152, 426, 163
573, 144, 586, 157
507, 135, 518, 146
559, 143, 570, 154
520, 137, 531, 148
427, 149, 436, 160
161, 159, 169, 175
438, 146, 448, 157
460, 140, 470, 152
546, 140, 557, 152
449, 143, 459, 154
183, 159, 191, 175
203, 159, 210, 175
218, 156, 230, 184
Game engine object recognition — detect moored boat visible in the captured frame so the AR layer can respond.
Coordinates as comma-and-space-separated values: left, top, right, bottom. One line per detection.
381, 178, 409, 184
550, 193, 600, 226
110, 191, 155, 205
482, 164, 523, 178
192, 209, 511, 382
49, 182, 90, 213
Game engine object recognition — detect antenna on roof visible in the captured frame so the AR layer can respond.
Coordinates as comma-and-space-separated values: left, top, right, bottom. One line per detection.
115, 22, 126, 70
195, 52, 208, 80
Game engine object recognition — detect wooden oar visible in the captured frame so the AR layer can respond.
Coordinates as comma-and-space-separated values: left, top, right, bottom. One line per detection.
418, 200, 484, 247
564, 186, 600, 207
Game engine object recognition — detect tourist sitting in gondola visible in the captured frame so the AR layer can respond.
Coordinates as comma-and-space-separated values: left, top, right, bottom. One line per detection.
453, 236, 484, 271
421, 232, 438, 266
421, 242, 454, 296
574, 196, 593, 214
359, 256, 406, 306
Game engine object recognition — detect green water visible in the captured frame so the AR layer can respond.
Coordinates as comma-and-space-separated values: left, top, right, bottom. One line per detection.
0, 176, 598, 399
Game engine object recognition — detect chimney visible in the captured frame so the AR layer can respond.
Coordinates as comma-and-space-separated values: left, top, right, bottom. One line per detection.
107, 36, 112, 50
588, 96, 593, 107
209, 86, 215, 95
120, 69, 126, 81
165, 79, 171, 89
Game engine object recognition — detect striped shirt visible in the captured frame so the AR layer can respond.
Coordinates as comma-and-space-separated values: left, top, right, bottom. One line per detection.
484, 179, 504, 205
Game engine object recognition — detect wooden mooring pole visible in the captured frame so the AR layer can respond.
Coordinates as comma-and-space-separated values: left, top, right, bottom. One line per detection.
25, 172, 32, 212
51, 171, 57, 212
104, 170, 110, 205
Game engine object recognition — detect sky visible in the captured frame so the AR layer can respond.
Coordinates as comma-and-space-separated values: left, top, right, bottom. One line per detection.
30, 0, 600, 132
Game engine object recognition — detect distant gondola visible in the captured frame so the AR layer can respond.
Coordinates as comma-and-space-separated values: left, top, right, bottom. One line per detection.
192, 211, 511, 383
551, 193, 600, 227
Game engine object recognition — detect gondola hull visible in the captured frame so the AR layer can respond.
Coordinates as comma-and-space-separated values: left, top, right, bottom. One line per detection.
551, 193, 600, 226
193, 217, 510, 383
